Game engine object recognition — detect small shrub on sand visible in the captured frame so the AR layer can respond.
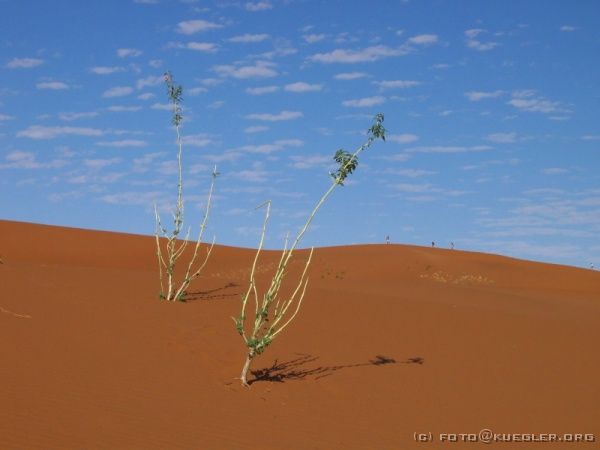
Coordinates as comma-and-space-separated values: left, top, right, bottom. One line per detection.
234, 114, 386, 386
154, 72, 218, 302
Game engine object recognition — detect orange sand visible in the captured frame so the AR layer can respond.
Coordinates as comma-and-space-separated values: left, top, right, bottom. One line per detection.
1, 220, 599, 449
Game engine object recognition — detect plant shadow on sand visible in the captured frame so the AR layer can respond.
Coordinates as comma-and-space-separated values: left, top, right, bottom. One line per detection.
185, 282, 240, 301
249, 354, 423, 385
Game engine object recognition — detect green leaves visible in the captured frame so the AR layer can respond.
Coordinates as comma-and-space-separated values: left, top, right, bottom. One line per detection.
331, 149, 358, 185
330, 113, 386, 186
369, 113, 386, 141
164, 71, 183, 126
246, 334, 273, 355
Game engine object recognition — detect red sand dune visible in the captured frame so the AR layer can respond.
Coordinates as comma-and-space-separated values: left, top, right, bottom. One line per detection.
1, 219, 599, 449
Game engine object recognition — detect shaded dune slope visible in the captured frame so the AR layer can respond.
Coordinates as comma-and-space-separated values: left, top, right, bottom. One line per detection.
1, 220, 599, 449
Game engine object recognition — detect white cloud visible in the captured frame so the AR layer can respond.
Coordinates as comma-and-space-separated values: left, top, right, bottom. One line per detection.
542, 168, 568, 175
289, 154, 331, 169
101, 191, 162, 206
388, 134, 419, 144
5, 57, 44, 69
254, 46, 297, 59
464, 29, 498, 51
106, 106, 142, 112
59, 111, 99, 121
202, 151, 243, 163
96, 139, 147, 147
232, 139, 303, 154
102, 86, 134, 98
244, 125, 269, 133
246, 111, 303, 121
34, 80, 70, 91
208, 100, 225, 109
508, 98, 558, 113
149, 59, 163, 68
374, 80, 420, 89
246, 86, 279, 95
394, 183, 435, 193
486, 132, 517, 143
17, 126, 104, 139
0, 151, 66, 169
334, 72, 367, 80
199, 78, 223, 87
228, 33, 270, 43
245, 1, 273, 11
275, 139, 303, 147
90, 66, 125, 75
134, 0, 159, 3
138, 92, 156, 100
581, 135, 600, 141
466, 40, 498, 51
342, 96, 386, 107
0, 113, 15, 121
132, 152, 164, 172
117, 48, 142, 58
407, 145, 491, 153
407, 34, 438, 45
182, 134, 214, 147
234, 170, 269, 183
150, 102, 172, 111
391, 169, 436, 178
84, 158, 121, 169
464, 29, 485, 39
310, 45, 406, 63
188, 87, 208, 95
284, 82, 323, 92
465, 90, 504, 101
560, 25, 578, 32
214, 61, 277, 78
189, 163, 210, 175
303, 33, 325, 43
186, 42, 219, 52
176, 19, 222, 35
136, 75, 163, 89
507, 92, 563, 114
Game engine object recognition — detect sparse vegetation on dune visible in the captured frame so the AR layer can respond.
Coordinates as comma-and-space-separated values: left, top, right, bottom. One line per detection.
234, 114, 386, 386
151, 73, 386, 386
154, 72, 218, 302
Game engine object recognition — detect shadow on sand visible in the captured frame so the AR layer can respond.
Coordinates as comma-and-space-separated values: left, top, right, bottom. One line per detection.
185, 282, 240, 301
249, 354, 423, 385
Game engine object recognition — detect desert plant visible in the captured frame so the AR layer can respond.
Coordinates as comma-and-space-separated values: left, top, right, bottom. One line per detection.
154, 71, 218, 301
234, 113, 386, 386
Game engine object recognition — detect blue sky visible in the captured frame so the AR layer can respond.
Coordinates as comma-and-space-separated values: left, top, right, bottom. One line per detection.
1, 0, 599, 268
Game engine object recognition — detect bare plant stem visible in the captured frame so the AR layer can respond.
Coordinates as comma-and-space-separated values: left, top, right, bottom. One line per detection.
235, 114, 385, 386
240, 350, 255, 387
154, 71, 218, 302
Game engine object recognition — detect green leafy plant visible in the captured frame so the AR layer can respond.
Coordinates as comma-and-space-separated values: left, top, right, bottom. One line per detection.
234, 113, 386, 386
154, 71, 218, 302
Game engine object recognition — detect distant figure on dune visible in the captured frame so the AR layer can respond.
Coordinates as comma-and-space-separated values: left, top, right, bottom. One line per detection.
386, 235, 390, 245
450, 241, 454, 250
591, 263, 595, 270
431, 241, 435, 248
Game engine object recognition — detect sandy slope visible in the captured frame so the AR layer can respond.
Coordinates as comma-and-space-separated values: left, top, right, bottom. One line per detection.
1, 220, 599, 449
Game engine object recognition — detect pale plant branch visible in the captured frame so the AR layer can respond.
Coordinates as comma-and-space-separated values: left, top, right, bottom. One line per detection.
153, 71, 218, 302
235, 113, 386, 386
